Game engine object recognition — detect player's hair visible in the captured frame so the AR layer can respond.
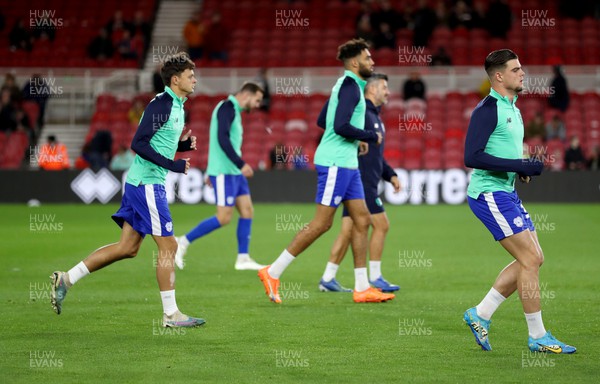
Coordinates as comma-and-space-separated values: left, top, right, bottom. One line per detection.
160, 52, 195, 87
238, 81, 264, 94
484, 49, 518, 79
337, 38, 370, 61
365, 73, 388, 92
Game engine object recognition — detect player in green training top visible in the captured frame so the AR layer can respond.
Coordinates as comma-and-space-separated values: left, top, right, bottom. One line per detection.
50, 52, 205, 328
174, 82, 265, 271
463, 49, 576, 354
257, 38, 395, 305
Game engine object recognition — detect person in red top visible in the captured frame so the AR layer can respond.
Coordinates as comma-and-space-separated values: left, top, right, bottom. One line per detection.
38, 135, 69, 170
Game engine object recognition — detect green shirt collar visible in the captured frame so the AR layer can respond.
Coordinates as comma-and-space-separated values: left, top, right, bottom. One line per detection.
228, 94, 244, 113
489, 87, 518, 105
345, 70, 367, 90
164, 86, 187, 106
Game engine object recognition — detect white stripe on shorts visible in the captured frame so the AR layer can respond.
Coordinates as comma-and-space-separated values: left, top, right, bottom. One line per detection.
145, 184, 162, 236
483, 192, 513, 238
321, 166, 338, 206
216, 174, 225, 206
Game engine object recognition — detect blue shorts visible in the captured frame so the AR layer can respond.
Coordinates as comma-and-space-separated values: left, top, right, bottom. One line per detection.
315, 165, 365, 207
468, 190, 535, 241
342, 183, 384, 217
209, 174, 250, 207
112, 183, 174, 237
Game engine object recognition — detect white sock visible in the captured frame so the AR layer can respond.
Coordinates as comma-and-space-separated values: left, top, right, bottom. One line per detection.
160, 289, 179, 316
476, 287, 506, 320
369, 261, 382, 281
180, 236, 190, 247
525, 311, 547, 339
268, 249, 295, 279
322, 262, 339, 282
237, 253, 250, 262
67, 261, 90, 286
354, 267, 370, 292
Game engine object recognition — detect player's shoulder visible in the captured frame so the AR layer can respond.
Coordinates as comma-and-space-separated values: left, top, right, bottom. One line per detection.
471, 95, 498, 117
146, 91, 174, 114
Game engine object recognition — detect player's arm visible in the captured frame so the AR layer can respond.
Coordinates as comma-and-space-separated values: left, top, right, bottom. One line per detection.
464, 106, 543, 176
333, 79, 379, 143
177, 128, 196, 152
130, 102, 187, 173
381, 157, 397, 182
216, 102, 245, 169
317, 99, 329, 130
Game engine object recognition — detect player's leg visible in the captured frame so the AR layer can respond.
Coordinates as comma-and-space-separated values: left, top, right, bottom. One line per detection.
50, 221, 143, 315
175, 174, 233, 268
344, 189, 394, 303
233, 177, 264, 270
153, 234, 205, 327
368, 211, 399, 292
319, 214, 353, 292
258, 203, 337, 303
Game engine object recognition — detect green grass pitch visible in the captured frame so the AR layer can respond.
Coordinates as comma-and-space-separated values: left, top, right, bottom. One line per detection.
1, 202, 599, 383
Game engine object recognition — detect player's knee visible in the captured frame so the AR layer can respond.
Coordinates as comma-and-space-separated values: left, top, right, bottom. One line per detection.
216, 212, 232, 226
353, 214, 371, 233
240, 206, 253, 219
521, 247, 543, 271
376, 219, 390, 234
121, 243, 140, 258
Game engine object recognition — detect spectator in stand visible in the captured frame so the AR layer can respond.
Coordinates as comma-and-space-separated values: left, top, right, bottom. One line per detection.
412, 0, 438, 47
116, 30, 140, 60
109, 145, 135, 171
402, 71, 426, 101
0, 89, 16, 133
254, 68, 271, 112
74, 142, 92, 170
545, 114, 566, 142
1, 73, 22, 104
22, 74, 50, 130
471, 0, 488, 29
373, 22, 396, 50
152, 64, 164, 94
88, 130, 113, 170
205, 12, 229, 61
32, 16, 56, 41
525, 112, 546, 140
548, 65, 570, 113
486, 0, 512, 38
9, 18, 33, 52
128, 99, 145, 125
564, 135, 587, 170
356, 15, 375, 46
430, 46, 452, 66
372, 0, 406, 32
88, 28, 114, 60
34, 31, 53, 54
38, 135, 70, 170
183, 12, 206, 60
448, 0, 474, 30
105, 10, 130, 45
269, 143, 287, 170
128, 11, 151, 52
435, 0, 451, 28
587, 145, 599, 171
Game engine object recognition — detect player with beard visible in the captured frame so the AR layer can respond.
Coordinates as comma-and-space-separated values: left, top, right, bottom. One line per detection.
257, 39, 394, 304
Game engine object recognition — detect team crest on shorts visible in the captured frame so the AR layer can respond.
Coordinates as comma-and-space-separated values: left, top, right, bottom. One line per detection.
376, 197, 383, 207
227, 196, 235, 205
513, 217, 523, 227
165, 222, 173, 232
334, 196, 342, 205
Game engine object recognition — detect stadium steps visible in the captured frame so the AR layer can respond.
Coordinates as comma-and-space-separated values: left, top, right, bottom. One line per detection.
143, 0, 200, 71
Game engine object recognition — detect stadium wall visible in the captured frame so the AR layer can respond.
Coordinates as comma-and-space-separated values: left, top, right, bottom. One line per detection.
1, 169, 599, 205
